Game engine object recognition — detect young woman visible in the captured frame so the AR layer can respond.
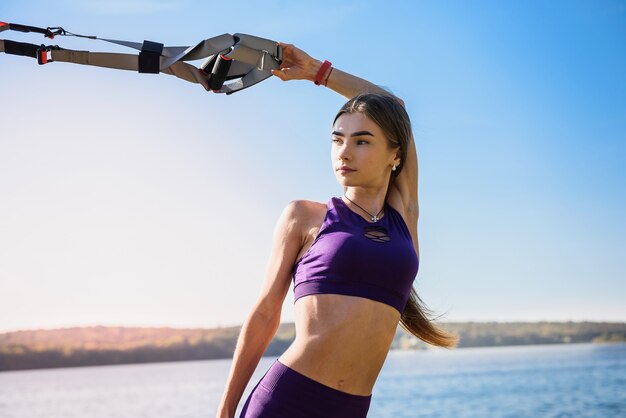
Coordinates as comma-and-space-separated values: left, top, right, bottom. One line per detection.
216, 43, 457, 418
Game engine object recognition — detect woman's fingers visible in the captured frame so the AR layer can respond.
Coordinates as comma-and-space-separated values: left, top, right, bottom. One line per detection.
271, 68, 288, 81
272, 42, 314, 81
271, 67, 302, 81
272, 67, 295, 81
278, 42, 309, 66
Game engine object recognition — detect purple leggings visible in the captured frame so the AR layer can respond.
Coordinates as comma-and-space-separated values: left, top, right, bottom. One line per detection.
239, 359, 372, 418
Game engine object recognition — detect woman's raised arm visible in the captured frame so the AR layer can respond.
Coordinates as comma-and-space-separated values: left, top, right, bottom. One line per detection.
271, 43, 389, 100
272, 43, 418, 255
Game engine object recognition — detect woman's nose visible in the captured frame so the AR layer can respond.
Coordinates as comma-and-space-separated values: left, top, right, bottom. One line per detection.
338, 144, 351, 160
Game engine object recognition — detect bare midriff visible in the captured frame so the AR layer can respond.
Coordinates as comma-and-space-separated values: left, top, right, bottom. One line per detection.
278, 293, 401, 397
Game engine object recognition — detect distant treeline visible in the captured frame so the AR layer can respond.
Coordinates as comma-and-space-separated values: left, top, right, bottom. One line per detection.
1, 322, 624, 372
438, 321, 626, 347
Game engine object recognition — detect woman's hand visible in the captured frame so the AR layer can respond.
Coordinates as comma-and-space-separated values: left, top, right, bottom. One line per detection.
271, 42, 322, 82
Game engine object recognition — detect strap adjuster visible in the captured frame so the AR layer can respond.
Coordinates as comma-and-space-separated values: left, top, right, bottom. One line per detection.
37, 44, 53, 65
44, 26, 66, 39
138, 40, 163, 74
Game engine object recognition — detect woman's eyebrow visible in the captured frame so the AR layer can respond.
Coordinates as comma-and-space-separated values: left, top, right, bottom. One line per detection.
331, 130, 375, 137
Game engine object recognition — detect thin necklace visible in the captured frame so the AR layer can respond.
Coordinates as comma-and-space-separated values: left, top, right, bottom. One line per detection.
343, 194, 384, 222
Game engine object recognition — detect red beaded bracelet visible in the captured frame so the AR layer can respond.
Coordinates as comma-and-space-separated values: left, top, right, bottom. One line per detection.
314, 60, 332, 86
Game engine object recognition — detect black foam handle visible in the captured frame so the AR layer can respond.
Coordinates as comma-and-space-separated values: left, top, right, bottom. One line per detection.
208, 55, 232, 91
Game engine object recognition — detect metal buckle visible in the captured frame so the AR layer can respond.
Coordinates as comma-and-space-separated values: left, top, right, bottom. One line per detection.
257, 50, 268, 71
257, 48, 282, 71
275, 44, 283, 64
44, 26, 66, 39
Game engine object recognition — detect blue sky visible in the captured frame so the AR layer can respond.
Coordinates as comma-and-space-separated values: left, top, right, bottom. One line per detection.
0, 0, 624, 332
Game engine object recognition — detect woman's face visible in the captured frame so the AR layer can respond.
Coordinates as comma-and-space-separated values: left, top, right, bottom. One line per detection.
331, 112, 400, 189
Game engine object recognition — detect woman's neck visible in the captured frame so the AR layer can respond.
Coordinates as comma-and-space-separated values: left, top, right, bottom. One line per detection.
343, 187, 387, 215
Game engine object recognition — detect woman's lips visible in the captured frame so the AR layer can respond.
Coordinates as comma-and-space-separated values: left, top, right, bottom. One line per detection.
337, 167, 356, 174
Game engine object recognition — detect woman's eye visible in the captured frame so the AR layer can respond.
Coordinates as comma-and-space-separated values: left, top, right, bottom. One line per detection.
332, 138, 342, 144
357, 140, 369, 145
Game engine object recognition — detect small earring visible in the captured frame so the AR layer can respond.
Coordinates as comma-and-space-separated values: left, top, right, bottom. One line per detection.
392, 164, 397, 171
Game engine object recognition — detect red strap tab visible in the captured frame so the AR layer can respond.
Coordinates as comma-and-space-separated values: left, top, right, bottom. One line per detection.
0, 21, 8, 27
38, 49, 48, 65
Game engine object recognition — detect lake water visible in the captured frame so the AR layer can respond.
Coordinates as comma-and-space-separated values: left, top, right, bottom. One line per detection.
0, 343, 624, 418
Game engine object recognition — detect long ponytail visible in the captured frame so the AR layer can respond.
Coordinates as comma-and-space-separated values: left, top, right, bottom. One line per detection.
401, 289, 457, 348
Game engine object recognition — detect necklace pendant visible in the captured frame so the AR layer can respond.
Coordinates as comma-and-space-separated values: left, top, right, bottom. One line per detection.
372, 215, 379, 222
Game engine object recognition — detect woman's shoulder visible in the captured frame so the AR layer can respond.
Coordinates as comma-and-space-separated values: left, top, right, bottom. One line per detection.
282, 199, 329, 228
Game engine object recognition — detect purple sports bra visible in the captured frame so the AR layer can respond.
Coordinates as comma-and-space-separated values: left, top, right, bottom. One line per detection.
292, 197, 419, 314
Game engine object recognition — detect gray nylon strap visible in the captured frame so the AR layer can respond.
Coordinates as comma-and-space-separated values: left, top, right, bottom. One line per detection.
225, 44, 263, 68
159, 34, 234, 71
233, 33, 280, 56
224, 60, 255, 78
99, 38, 188, 59
213, 34, 280, 93
174, 34, 234, 61
52, 49, 210, 88
98, 38, 144, 51
226, 34, 281, 71
218, 68, 271, 94
1, 28, 280, 94
163, 61, 209, 89
52, 50, 138, 70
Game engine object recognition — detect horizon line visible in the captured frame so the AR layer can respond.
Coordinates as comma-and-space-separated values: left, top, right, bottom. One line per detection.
2, 318, 626, 334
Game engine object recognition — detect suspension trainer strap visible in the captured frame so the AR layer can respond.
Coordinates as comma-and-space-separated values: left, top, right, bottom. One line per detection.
0, 21, 282, 94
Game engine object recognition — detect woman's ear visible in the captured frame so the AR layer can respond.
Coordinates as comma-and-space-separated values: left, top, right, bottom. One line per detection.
393, 150, 402, 167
